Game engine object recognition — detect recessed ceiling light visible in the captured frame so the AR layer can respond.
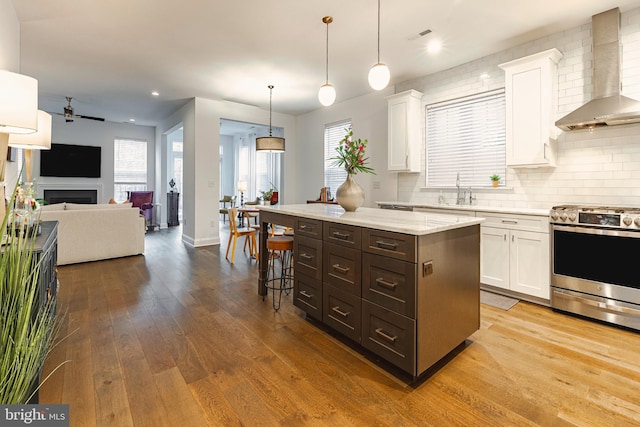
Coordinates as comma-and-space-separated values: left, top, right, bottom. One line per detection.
129, 118, 136, 122
426, 40, 442, 54
151, 91, 159, 96
480, 73, 490, 79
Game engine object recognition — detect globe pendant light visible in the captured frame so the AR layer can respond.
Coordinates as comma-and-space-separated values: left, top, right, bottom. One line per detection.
318, 16, 336, 106
368, 0, 390, 90
256, 85, 285, 152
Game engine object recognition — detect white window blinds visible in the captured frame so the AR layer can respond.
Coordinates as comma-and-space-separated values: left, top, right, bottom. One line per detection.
324, 120, 351, 194
426, 89, 506, 188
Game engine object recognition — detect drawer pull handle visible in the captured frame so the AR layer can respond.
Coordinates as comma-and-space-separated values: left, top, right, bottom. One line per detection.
332, 306, 350, 317
375, 277, 398, 290
299, 253, 314, 261
376, 240, 398, 251
332, 264, 350, 274
375, 328, 397, 343
332, 231, 349, 240
299, 224, 309, 230
300, 290, 313, 299
501, 220, 518, 224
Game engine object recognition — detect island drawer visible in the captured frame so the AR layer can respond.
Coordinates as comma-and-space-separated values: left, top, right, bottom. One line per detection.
362, 253, 416, 318
323, 284, 361, 342
294, 235, 323, 280
323, 242, 361, 296
294, 272, 322, 320
362, 300, 415, 375
323, 222, 362, 249
295, 218, 323, 239
362, 229, 416, 262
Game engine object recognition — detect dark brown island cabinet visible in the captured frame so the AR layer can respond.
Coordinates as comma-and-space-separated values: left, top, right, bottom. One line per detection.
258, 204, 483, 380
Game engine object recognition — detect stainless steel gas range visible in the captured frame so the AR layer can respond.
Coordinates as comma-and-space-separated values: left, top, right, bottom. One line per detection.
550, 205, 640, 331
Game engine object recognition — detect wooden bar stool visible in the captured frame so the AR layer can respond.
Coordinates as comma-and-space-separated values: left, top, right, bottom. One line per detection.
264, 235, 294, 311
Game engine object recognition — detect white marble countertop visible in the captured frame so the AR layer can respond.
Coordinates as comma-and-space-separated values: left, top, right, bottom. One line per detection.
259, 204, 484, 236
376, 201, 549, 217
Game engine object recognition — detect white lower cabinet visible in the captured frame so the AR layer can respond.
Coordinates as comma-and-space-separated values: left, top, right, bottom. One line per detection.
480, 213, 550, 300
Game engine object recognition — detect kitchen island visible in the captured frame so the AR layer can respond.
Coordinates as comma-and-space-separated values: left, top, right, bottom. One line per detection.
258, 204, 483, 379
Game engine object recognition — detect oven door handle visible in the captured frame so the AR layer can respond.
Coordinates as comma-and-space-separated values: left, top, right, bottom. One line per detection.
552, 224, 640, 239
554, 290, 640, 316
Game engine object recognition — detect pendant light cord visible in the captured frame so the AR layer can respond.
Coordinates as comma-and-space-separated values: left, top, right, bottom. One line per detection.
268, 84, 274, 136
325, 20, 329, 84
376, 0, 381, 63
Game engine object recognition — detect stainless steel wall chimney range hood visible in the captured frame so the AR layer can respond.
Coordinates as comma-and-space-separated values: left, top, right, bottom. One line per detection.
555, 8, 640, 131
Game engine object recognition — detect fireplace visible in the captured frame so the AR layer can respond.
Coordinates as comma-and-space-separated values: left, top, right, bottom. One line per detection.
44, 189, 98, 204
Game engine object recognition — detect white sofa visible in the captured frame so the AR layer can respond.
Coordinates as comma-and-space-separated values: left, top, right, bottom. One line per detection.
38, 202, 146, 265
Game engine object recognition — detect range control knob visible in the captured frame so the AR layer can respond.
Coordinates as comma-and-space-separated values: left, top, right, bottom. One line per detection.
550, 211, 559, 221
560, 213, 568, 221
568, 212, 577, 222
635, 217, 640, 228
623, 216, 633, 226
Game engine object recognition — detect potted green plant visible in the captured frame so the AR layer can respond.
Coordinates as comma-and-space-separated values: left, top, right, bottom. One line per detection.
1, 184, 61, 404
259, 189, 274, 205
490, 174, 501, 188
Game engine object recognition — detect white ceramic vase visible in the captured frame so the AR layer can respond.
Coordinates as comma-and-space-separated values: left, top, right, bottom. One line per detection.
336, 173, 364, 212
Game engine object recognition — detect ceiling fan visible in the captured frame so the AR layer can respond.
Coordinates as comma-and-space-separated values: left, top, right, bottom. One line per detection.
58, 96, 105, 123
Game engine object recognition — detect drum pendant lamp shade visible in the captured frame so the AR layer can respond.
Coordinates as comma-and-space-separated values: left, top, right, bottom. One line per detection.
256, 85, 285, 152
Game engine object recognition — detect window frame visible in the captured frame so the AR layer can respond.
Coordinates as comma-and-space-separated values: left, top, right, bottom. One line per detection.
324, 119, 352, 195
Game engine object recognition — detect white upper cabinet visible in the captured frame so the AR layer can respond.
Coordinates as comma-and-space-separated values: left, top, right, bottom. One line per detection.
387, 90, 423, 172
499, 49, 563, 168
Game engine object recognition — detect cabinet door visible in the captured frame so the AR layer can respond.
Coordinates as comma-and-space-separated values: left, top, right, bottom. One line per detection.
388, 99, 410, 171
509, 230, 550, 299
480, 226, 510, 289
387, 90, 422, 172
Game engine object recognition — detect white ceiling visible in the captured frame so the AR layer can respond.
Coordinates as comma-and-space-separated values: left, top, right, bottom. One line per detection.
11, 0, 640, 126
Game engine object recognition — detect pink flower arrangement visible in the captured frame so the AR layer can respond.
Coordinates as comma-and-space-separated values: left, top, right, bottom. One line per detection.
331, 127, 375, 175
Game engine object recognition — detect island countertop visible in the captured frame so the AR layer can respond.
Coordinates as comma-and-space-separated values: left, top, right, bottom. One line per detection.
258, 203, 483, 235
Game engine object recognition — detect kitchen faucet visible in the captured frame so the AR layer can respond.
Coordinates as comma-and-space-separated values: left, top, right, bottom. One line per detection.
456, 172, 466, 205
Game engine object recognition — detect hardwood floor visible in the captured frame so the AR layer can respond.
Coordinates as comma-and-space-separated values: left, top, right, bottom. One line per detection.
41, 225, 640, 426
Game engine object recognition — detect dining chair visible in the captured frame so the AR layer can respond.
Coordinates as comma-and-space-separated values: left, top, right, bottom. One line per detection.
225, 208, 257, 263
219, 195, 235, 223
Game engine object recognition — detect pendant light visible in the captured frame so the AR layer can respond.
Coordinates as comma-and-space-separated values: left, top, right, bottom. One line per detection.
318, 16, 336, 106
368, 0, 390, 90
256, 85, 285, 152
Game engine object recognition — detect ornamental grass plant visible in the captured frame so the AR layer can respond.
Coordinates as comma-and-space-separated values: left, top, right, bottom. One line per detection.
0, 182, 63, 404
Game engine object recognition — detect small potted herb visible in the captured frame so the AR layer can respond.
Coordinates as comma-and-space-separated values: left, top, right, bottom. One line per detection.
490, 174, 501, 188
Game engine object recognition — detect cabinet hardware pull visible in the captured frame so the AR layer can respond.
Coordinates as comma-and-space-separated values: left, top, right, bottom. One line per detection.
300, 290, 313, 299
375, 277, 398, 289
375, 328, 397, 343
332, 231, 349, 240
501, 220, 518, 224
299, 253, 313, 260
332, 264, 349, 274
299, 224, 308, 230
376, 240, 398, 250
332, 306, 349, 317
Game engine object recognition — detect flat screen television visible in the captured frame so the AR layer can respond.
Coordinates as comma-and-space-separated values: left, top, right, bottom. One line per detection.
40, 143, 102, 178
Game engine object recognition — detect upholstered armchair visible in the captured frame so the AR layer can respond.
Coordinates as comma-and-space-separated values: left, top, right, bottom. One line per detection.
129, 191, 154, 226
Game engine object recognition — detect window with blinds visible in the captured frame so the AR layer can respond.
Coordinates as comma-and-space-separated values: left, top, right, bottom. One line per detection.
324, 120, 351, 194
426, 89, 506, 188
114, 138, 147, 202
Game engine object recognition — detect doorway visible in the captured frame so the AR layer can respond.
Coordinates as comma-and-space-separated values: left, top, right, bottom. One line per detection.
167, 126, 183, 221
219, 118, 284, 207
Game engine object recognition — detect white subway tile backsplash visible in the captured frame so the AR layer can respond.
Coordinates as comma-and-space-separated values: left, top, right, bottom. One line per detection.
396, 7, 640, 209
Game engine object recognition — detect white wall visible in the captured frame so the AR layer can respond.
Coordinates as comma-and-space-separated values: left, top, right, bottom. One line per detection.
33, 115, 156, 203
220, 134, 234, 198
392, 5, 640, 210
295, 88, 397, 206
